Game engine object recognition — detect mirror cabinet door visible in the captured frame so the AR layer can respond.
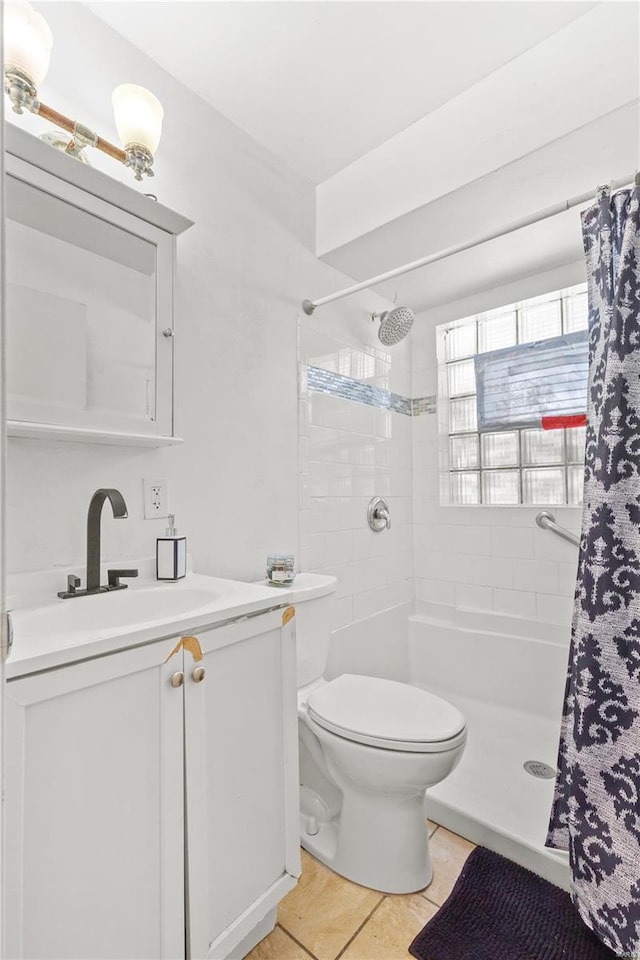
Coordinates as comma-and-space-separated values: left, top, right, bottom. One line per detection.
5, 165, 173, 437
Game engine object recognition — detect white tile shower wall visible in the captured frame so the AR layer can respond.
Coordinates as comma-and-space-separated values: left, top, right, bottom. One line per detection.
412, 264, 586, 631
299, 317, 414, 681
5, 3, 398, 600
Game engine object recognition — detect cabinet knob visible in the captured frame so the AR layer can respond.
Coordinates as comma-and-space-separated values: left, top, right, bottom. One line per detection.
192, 667, 206, 683
170, 671, 184, 688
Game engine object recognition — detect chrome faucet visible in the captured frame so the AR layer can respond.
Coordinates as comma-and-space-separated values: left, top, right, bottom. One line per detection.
367, 496, 391, 532
58, 488, 138, 599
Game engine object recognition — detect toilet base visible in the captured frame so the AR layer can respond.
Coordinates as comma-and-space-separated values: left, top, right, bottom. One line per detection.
300, 788, 433, 894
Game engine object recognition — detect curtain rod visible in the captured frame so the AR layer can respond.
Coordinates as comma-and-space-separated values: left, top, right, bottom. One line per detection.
302, 174, 637, 316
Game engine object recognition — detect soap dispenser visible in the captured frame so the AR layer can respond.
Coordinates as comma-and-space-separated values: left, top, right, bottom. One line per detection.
157, 514, 187, 581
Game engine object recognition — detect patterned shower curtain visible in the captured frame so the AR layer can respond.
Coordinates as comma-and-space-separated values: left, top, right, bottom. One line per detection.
547, 182, 640, 959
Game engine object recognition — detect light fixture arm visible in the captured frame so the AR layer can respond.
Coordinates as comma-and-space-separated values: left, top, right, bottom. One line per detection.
4, 67, 154, 180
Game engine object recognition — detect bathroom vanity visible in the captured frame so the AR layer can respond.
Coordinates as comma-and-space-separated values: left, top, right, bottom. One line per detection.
4, 576, 308, 959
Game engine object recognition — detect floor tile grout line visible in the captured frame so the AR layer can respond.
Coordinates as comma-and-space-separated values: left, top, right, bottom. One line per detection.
422, 894, 444, 909
333, 895, 386, 960
275, 922, 320, 960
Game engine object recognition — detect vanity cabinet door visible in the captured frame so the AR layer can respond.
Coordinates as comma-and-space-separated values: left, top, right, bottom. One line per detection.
4, 638, 185, 960
184, 607, 301, 960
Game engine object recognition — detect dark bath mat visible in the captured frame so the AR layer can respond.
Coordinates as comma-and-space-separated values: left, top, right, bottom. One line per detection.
409, 846, 618, 960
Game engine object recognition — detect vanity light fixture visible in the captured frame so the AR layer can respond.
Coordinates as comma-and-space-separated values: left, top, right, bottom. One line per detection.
3, 0, 163, 180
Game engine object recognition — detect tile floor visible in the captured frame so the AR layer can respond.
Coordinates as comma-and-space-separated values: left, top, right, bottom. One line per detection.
247, 822, 475, 960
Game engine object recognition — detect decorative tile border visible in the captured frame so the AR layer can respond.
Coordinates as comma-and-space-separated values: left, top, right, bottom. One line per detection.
412, 396, 438, 416
306, 365, 435, 417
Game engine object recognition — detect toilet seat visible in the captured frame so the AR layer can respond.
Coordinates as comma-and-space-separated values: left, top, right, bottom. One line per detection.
307, 674, 466, 753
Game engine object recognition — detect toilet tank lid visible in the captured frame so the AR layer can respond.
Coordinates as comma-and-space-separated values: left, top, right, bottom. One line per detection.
307, 674, 466, 745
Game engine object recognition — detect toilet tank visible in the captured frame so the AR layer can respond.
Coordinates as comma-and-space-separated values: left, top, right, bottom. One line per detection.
284, 575, 337, 687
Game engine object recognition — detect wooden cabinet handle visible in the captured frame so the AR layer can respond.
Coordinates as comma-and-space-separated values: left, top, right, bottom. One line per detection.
170, 671, 184, 688
192, 667, 206, 683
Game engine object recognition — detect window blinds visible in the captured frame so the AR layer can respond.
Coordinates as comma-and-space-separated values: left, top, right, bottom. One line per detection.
474, 330, 589, 432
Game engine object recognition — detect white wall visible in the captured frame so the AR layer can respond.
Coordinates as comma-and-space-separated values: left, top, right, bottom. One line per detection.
6, 3, 416, 681
4, 2, 392, 600
298, 306, 414, 681
412, 262, 586, 631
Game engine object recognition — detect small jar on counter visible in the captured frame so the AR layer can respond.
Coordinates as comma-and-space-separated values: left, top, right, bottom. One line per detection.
266, 553, 296, 586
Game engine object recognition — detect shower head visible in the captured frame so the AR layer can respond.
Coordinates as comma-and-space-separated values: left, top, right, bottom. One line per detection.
372, 306, 415, 345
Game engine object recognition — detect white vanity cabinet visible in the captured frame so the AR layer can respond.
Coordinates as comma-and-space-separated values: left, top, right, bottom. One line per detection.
4, 605, 300, 960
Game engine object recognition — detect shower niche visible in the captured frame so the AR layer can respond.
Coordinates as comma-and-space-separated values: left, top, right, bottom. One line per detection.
5, 125, 193, 446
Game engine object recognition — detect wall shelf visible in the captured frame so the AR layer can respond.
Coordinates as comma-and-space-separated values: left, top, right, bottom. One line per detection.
7, 421, 184, 447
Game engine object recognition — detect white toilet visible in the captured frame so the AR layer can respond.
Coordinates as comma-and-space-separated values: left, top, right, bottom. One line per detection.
291, 575, 467, 895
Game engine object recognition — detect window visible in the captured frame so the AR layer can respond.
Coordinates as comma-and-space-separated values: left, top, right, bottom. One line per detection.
437, 284, 588, 506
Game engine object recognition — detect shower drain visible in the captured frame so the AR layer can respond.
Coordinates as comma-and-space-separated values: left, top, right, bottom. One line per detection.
524, 760, 557, 779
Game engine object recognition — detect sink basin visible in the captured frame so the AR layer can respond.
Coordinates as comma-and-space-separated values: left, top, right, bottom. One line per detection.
9, 573, 287, 653
6, 572, 337, 680
16, 582, 235, 638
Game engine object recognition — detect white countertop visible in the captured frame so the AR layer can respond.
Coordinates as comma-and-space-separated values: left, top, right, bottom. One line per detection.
6, 572, 337, 680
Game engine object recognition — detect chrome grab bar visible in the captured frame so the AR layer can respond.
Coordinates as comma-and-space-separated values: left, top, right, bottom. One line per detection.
535, 511, 580, 548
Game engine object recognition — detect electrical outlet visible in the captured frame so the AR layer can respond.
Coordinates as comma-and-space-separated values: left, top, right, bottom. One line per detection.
143, 478, 169, 519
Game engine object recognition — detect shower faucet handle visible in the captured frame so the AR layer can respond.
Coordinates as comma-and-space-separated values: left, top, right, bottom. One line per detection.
368, 497, 391, 532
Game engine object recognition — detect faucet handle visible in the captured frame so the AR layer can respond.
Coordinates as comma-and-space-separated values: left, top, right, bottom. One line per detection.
57, 574, 82, 600
107, 569, 139, 590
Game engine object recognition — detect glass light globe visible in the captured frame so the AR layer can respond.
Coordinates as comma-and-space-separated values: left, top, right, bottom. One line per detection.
4, 0, 53, 87
112, 84, 163, 155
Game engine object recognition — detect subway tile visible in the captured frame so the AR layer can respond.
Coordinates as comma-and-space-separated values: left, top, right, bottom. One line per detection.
440, 506, 503, 527
372, 408, 394, 439
309, 531, 354, 569
414, 524, 453, 554
536, 593, 575, 626
299, 473, 311, 510
332, 596, 354, 630
452, 526, 492, 556
353, 581, 413, 620
557, 560, 579, 597
533, 527, 580, 563
298, 398, 309, 436
299, 509, 312, 547
413, 468, 440, 497
416, 578, 456, 606
298, 327, 342, 367
512, 559, 558, 595
455, 583, 493, 611
310, 562, 362, 599
490, 526, 535, 559
493, 588, 537, 619
552, 507, 582, 532
353, 523, 413, 561
465, 556, 513, 589
413, 498, 441, 525
387, 496, 413, 526
298, 435, 309, 473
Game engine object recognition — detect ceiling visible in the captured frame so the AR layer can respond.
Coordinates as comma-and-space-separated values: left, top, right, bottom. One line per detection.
86, 1, 638, 315
87, 1, 594, 185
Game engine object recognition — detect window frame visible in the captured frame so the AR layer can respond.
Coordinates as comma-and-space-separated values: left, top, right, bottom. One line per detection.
437, 284, 588, 507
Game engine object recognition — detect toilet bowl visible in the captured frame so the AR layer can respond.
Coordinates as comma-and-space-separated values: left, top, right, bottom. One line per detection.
276, 574, 467, 895
298, 673, 466, 893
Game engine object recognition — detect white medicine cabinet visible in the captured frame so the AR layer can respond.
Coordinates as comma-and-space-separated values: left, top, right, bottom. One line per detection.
4, 124, 193, 446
